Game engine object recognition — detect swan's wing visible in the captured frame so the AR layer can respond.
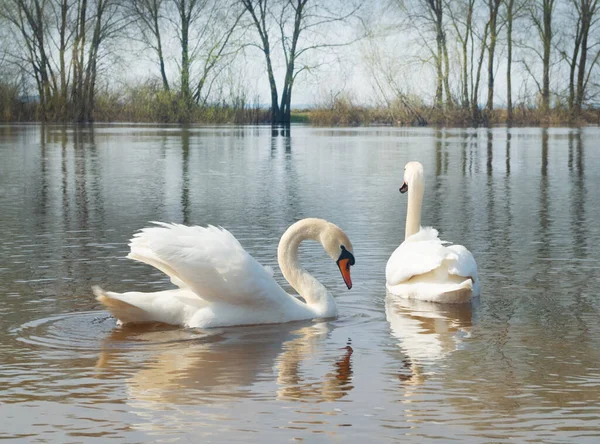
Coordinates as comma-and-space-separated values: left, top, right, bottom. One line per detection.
446, 245, 478, 280
128, 222, 287, 307
386, 227, 450, 285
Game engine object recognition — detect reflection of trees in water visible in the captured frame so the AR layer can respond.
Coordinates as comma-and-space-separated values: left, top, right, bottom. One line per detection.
535, 129, 552, 293
431, 129, 447, 229
23, 125, 106, 301
34, 125, 49, 225
459, 129, 477, 177
486, 128, 493, 176
568, 130, 586, 259
181, 127, 191, 225
502, 128, 513, 250
271, 126, 302, 224
485, 130, 497, 245
442, 320, 600, 423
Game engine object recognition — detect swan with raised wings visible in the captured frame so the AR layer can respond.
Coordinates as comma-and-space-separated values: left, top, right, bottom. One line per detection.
386, 161, 479, 303
94, 218, 355, 328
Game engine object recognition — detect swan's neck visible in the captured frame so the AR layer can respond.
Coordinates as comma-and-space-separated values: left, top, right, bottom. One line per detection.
277, 219, 336, 317
405, 180, 424, 240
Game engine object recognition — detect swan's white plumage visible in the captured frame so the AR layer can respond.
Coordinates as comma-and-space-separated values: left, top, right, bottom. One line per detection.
385, 227, 447, 285
386, 161, 479, 303
95, 219, 353, 328
128, 223, 286, 308
386, 228, 479, 303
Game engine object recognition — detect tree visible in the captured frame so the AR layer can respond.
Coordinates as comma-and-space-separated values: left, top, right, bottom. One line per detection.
505, 0, 515, 121
526, 0, 556, 111
471, 16, 489, 121
395, 0, 453, 108
241, 0, 362, 124
130, 0, 170, 91
167, 0, 245, 117
1, 0, 127, 121
72, 0, 126, 121
447, 0, 476, 110
573, 0, 600, 114
486, 0, 502, 112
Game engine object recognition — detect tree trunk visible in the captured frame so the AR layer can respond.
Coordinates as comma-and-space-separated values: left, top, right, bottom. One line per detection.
180, 5, 191, 113
73, 0, 88, 122
486, 0, 501, 112
442, 29, 453, 108
59, 0, 68, 114
575, 0, 598, 114
568, 19, 582, 113
541, 0, 553, 112
460, 0, 474, 110
506, 0, 514, 122
154, 6, 169, 91
279, 0, 305, 124
472, 22, 489, 122
433, 0, 444, 108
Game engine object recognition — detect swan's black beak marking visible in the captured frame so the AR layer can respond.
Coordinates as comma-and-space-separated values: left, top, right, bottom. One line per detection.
337, 246, 355, 290
399, 182, 408, 194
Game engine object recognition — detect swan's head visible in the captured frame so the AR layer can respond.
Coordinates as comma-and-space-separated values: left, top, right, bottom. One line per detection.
320, 224, 355, 290
400, 161, 424, 194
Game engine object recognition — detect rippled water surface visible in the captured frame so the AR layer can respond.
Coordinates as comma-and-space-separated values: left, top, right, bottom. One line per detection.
1, 124, 600, 442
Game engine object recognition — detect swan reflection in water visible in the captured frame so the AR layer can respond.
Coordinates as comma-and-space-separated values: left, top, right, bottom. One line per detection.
385, 293, 474, 385
276, 323, 353, 402
96, 320, 354, 425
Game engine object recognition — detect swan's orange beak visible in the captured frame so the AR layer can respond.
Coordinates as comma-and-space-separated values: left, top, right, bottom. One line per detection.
336, 246, 355, 290
338, 259, 353, 289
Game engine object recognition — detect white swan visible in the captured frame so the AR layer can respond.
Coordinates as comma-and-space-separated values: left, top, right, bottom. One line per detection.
93, 218, 355, 328
386, 161, 479, 303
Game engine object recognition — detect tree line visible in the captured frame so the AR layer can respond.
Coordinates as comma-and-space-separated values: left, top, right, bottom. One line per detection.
0, 0, 599, 125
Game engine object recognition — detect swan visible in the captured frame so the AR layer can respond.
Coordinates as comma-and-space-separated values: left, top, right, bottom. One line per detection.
386, 161, 479, 303
93, 218, 355, 328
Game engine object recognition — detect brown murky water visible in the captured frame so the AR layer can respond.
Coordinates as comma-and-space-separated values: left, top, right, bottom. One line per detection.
1, 124, 599, 442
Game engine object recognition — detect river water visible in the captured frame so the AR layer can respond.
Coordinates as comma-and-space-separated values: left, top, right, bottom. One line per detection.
1, 124, 599, 442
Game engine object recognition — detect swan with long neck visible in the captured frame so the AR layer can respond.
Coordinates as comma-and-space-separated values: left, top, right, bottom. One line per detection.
94, 218, 355, 328
386, 161, 479, 303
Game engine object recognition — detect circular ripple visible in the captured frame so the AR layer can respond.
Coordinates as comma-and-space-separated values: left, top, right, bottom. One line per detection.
12, 311, 214, 352
333, 295, 386, 329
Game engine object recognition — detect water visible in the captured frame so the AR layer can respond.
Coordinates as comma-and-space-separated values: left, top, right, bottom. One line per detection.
1, 124, 599, 442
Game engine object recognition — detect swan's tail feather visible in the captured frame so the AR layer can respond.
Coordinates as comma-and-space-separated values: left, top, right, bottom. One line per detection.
438, 281, 474, 304
93, 286, 152, 325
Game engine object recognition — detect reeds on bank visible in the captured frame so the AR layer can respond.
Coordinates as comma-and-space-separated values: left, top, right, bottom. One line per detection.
2, 80, 600, 127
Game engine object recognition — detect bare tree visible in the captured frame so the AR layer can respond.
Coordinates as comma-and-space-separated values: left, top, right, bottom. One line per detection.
526, 0, 556, 111
573, 0, 600, 113
130, 0, 170, 91
72, 0, 126, 121
447, 0, 476, 110
1, 0, 56, 116
505, 0, 515, 121
1, 0, 126, 121
471, 16, 489, 120
362, 30, 427, 125
486, 0, 502, 112
241, 0, 362, 124
395, 0, 455, 108
191, 3, 245, 106
168, 0, 245, 117
172, 0, 199, 107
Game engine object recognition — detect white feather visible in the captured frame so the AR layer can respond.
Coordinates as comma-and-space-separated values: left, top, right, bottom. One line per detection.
386, 228, 480, 303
